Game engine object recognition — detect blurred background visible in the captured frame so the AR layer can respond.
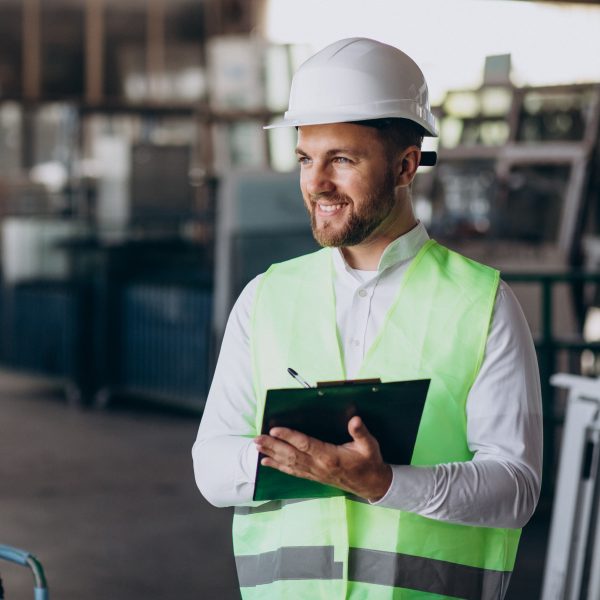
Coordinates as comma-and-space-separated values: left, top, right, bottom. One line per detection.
0, 0, 599, 598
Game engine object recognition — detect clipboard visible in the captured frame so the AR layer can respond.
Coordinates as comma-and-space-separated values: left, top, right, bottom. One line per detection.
253, 378, 430, 501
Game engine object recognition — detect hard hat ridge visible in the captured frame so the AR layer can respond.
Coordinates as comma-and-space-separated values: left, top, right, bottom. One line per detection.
265, 37, 438, 136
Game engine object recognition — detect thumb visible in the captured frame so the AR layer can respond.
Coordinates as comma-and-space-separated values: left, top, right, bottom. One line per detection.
348, 416, 375, 448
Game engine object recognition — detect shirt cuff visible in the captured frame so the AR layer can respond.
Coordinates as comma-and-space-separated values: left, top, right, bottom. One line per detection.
235, 440, 279, 508
369, 465, 436, 511
237, 439, 259, 486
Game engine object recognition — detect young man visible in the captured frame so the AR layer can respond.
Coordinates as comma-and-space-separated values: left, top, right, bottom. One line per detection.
193, 38, 542, 599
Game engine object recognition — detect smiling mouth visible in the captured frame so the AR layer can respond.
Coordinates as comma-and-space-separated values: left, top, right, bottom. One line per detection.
316, 202, 348, 215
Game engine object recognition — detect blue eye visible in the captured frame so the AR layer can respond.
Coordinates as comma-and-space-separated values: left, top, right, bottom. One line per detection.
297, 156, 311, 165
334, 156, 351, 164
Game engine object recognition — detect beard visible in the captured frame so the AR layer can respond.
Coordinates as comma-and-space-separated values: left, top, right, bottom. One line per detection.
307, 171, 397, 248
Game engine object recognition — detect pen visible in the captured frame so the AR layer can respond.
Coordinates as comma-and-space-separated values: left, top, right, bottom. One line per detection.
287, 367, 312, 389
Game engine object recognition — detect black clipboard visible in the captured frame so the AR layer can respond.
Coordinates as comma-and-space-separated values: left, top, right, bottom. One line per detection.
253, 378, 430, 501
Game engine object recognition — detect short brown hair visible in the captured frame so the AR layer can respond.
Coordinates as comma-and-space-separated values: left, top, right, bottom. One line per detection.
352, 118, 424, 157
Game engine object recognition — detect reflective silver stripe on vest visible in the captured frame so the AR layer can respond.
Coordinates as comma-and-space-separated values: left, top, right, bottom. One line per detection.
236, 546, 343, 587
234, 498, 312, 515
349, 548, 511, 600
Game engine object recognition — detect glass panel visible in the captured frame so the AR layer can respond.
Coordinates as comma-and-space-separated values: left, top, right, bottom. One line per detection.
0, 102, 22, 177
439, 116, 510, 148
81, 112, 198, 235
492, 164, 569, 242
461, 119, 509, 147
429, 160, 570, 243
480, 87, 513, 117
163, 2, 206, 103
206, 36, 264, 110
30, 103, 80, 215
33, 104, 79, 166
429, 160, 497, 237
440, 88, 512, 148
517, 88, 597, 142
265, 44, 292, 112
0, 2, 22, 97
268, 126, 297, 172
41, 3, 84, 97
211, 121, 266, 172
443, 91, 480, 118
161, 45, 206, 103
130, 143, 192, 221
105, 5, 146, 100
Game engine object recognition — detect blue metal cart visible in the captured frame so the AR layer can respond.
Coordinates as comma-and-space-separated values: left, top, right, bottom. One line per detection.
0, 545, 48, 600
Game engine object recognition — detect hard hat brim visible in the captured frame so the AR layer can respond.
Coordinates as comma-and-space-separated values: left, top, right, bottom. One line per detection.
264, 114, 438, 137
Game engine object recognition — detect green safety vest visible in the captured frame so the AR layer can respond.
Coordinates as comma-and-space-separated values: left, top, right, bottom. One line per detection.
233, 239, 521, 599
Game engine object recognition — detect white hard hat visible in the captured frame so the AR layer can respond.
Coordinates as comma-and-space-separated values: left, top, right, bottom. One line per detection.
265, 37, 438, 137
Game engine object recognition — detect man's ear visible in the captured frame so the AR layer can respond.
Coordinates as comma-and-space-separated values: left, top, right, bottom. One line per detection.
394, 146, 421, 187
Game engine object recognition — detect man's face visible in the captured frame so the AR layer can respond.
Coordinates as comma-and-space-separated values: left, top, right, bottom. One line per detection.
296, 123, 397, 248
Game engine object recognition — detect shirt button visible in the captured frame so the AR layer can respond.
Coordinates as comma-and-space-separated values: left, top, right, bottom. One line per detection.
353, 340, 360, 347
358, 289, 368, 298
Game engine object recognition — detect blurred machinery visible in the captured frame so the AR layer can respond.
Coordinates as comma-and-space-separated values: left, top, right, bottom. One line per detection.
0, 1, 598, 593
0, 101, 215, 411
542, 374, 600, 600
419, 80, 600, 267
0, 0, 598, 452
413, 78, 600, 490
213, 169, 317, 342
0, 4, 303, 411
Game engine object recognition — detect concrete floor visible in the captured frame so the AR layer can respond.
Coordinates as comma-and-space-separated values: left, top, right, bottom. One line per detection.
0, 369, 239, 600
0, 368, 551, 599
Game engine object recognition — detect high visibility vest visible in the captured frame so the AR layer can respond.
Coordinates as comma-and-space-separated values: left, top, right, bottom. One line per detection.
233, 240, 521, 599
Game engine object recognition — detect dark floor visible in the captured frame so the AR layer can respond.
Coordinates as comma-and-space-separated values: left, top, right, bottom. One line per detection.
0, 369, 551, 599
509, 499, 552, 599
0, 370, 240, 600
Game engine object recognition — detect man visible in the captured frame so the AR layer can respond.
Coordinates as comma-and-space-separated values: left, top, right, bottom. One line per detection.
193, 38, 542, 599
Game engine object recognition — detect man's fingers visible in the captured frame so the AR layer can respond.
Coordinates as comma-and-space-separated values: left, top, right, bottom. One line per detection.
269, 427, 316, 453
255, 434, 299, 466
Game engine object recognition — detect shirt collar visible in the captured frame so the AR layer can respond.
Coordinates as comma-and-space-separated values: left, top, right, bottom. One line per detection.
332, 221, 430, 275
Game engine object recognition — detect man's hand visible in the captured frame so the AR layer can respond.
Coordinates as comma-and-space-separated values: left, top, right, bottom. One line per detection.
254, 416, 392, 502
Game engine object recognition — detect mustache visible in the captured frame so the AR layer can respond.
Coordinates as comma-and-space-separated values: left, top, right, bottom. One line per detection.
309, 192, 353, 205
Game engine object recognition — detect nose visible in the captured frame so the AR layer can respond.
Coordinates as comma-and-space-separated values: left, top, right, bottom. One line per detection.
303, 163, 336, 198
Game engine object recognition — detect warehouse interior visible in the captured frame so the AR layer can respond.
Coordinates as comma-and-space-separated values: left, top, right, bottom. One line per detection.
0, 0, 600, 598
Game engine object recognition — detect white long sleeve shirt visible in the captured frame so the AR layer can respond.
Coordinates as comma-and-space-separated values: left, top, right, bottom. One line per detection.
193, 223, 542, 529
